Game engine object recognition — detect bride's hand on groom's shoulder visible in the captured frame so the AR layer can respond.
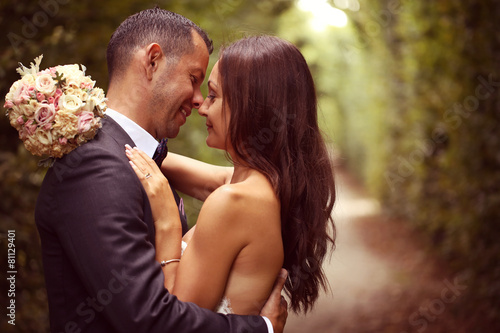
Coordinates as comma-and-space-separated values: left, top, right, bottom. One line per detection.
125, 145, 180, 227
260, 269, 289, 333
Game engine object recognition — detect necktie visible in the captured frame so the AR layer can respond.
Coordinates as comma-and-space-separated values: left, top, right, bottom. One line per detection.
153, 138, 168, 167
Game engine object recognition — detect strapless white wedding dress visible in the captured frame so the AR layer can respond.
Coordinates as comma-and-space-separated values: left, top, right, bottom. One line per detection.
181, 242, 234, 314
216, 297, 233, 314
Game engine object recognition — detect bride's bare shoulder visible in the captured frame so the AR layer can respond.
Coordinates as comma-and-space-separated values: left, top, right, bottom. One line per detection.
201, 172, 280, 227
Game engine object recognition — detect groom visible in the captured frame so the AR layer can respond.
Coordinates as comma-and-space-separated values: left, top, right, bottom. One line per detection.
35, 8, 287, 333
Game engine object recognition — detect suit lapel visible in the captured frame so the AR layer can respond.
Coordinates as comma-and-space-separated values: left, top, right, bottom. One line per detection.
100, 116, 189, 235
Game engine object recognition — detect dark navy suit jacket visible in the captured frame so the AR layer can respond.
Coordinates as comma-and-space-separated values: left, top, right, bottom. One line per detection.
35, 117, 267, 333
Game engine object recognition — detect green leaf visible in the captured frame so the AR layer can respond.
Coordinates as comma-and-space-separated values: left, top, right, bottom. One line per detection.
54, 71, 66, 88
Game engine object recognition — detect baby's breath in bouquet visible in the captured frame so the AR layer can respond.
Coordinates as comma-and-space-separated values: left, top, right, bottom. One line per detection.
4, 55, 106, 162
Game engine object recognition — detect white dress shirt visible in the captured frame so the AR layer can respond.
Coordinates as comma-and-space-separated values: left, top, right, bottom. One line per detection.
104, 108, 274, 333
105, 108, 159, 158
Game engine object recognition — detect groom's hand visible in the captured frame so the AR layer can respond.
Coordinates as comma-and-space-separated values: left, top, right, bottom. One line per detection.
260, 269, 288, 333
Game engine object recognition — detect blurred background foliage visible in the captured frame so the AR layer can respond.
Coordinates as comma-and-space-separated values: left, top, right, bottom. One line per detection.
0, 0, 499, 331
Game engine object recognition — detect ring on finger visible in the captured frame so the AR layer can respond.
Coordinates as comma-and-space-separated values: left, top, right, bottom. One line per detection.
145, 173, 152, 179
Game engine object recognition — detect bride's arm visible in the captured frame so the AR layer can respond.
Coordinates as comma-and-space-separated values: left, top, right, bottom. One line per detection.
160, 153, 233, 201
126, 146, 182, 290
126, 147, 246, 310
172, 185, 249, 310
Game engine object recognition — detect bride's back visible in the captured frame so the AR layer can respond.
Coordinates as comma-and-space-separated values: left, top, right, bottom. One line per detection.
217, 170, 283, 315
173, 168, 283, 315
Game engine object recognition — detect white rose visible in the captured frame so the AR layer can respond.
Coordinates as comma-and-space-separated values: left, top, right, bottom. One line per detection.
34, 127, 53, 146
81, 99, 95, 113
21, 74, 36, 86
5, 80, 21, 102
56, 65, 81, 81
60, 94, 83, 113
35, 74, 57, 95
18, 100, 38, 117
66, 80, 80, 88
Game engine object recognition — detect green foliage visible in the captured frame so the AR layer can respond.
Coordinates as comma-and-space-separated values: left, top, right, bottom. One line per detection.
285, 0, 500, 326
3, 0, 499, 330
0, 148, 47, 332
276, 0, 499, 326
0, 1, 291, 331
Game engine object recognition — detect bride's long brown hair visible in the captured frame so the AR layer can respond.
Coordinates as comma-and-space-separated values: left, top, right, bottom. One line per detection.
218, 36, 336, 313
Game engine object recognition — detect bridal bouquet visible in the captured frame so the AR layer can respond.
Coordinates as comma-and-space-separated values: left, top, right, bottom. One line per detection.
4, 55, 106, 159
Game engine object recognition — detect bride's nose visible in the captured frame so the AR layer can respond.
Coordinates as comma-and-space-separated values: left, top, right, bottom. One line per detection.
198, 98, 209, 117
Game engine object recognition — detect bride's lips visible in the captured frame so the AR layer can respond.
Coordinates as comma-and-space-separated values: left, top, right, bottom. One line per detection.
206, 122, 213, 130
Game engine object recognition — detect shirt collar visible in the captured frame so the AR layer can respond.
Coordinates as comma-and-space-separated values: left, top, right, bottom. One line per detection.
104, 108, 159, 158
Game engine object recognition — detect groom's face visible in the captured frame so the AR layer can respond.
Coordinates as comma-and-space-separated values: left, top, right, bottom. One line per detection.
150, 31, 209, 139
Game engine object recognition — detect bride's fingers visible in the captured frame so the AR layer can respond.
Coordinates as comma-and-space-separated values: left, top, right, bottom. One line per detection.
132, 147, 163, 176
125, 145, 162, 177
126, 146, 151, 175
126, 147, 147, 173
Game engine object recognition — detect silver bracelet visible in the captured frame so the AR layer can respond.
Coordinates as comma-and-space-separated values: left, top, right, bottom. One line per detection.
160, 259, 181, 267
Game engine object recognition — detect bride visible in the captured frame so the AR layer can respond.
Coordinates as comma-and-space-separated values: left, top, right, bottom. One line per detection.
126, 35, 336, 315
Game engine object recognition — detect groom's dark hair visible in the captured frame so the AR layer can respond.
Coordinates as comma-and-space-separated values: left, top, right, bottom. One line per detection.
106, 7, 213, 81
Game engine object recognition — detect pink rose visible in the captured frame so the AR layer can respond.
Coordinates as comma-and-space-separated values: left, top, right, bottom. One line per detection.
24, 119, 37, 135
17, 116, 25, 125
53, 89, 62, 109
48, 97, 55, 104
77, 111, 94, 133
27, 86, 36, 97
37, 92, 45, 102
4, 100, 14, 109
53, 95, 61, 110
39, 68, 57, 76
34, 102, 56, 128
12, 84, 31, 106
59, 137, 68, 145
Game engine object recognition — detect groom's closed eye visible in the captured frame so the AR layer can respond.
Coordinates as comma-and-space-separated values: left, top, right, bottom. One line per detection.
191, 69, 205, 83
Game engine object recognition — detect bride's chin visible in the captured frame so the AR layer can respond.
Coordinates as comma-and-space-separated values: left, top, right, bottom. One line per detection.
205, 139, 225, 151
205, 138, 215, 149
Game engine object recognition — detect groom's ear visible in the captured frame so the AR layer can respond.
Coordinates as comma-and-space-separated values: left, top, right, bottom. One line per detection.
145, 43, 163, 81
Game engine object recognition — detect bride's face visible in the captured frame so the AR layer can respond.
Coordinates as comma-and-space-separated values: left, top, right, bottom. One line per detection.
198, 61, 230, 150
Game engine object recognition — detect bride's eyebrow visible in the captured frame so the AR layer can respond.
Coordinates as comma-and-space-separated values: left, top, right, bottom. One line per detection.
208, 80, 218, 91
